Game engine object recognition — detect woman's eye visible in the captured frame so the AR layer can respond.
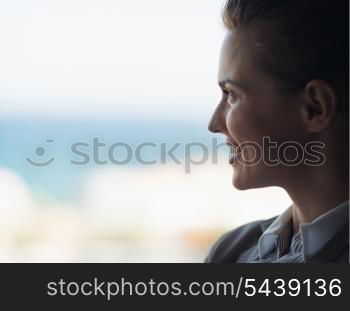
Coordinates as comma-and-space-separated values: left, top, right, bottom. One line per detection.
221, 88, 239, 104
228, 92, 236, 101
223, 90, 237, 103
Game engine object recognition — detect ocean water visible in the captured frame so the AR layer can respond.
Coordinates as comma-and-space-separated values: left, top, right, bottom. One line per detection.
0, 117, 226, 202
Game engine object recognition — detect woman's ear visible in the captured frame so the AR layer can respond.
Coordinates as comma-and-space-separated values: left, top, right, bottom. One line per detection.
300, 80, 337, 133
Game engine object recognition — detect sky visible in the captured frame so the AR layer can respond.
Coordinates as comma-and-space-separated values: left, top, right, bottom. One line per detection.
0, 0, 225, 119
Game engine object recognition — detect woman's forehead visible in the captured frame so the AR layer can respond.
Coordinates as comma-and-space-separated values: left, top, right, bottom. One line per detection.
218, 32, 255, 84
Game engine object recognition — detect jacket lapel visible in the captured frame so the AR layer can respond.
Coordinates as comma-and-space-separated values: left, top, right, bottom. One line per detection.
305, 223, 349, 263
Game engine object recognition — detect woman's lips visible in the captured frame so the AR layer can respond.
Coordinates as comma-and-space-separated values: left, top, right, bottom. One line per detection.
228, 146, 242, 164
226, 139, 241, 164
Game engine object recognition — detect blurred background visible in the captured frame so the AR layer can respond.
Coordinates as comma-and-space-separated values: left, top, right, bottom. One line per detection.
0, 0, 291, 262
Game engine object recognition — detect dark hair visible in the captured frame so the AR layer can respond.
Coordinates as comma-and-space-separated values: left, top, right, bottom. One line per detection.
222, 0, 349, 116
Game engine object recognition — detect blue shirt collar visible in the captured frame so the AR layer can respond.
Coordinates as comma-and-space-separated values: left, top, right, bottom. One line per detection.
258, 201, 349, 260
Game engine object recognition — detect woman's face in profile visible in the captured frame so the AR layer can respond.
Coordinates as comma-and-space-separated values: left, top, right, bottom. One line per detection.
209, 32, 306, 190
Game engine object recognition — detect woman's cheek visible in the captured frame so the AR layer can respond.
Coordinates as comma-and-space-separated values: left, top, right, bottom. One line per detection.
226, 105, 247, 143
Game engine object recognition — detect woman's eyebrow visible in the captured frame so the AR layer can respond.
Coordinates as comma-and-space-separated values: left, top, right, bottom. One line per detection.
218, 79, 246, 91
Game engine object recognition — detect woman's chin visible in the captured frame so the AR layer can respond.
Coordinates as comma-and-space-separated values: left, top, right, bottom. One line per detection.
232, 167, 274, 190
232, 175, 251, 190
231, 167, 261, 190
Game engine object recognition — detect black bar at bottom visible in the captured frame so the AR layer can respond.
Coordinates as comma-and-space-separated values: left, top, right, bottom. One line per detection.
0, 263, 348, 309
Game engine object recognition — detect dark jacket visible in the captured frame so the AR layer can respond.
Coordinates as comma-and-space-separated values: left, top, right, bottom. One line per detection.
205, 216, 349, 263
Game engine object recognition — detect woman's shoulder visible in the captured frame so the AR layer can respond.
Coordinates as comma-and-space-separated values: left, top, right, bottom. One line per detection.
205, 216, 277, 263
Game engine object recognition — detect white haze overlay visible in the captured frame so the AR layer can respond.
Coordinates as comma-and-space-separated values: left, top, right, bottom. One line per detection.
0, 0, 225, 119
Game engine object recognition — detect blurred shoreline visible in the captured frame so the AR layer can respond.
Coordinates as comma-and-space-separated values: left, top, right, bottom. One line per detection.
0, 159, 291, 262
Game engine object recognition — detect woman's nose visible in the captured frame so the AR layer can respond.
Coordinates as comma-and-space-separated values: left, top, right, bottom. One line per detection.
208, 102, 226, 134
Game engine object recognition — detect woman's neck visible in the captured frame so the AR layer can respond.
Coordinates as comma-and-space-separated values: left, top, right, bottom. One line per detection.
286, 162, 349, 233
